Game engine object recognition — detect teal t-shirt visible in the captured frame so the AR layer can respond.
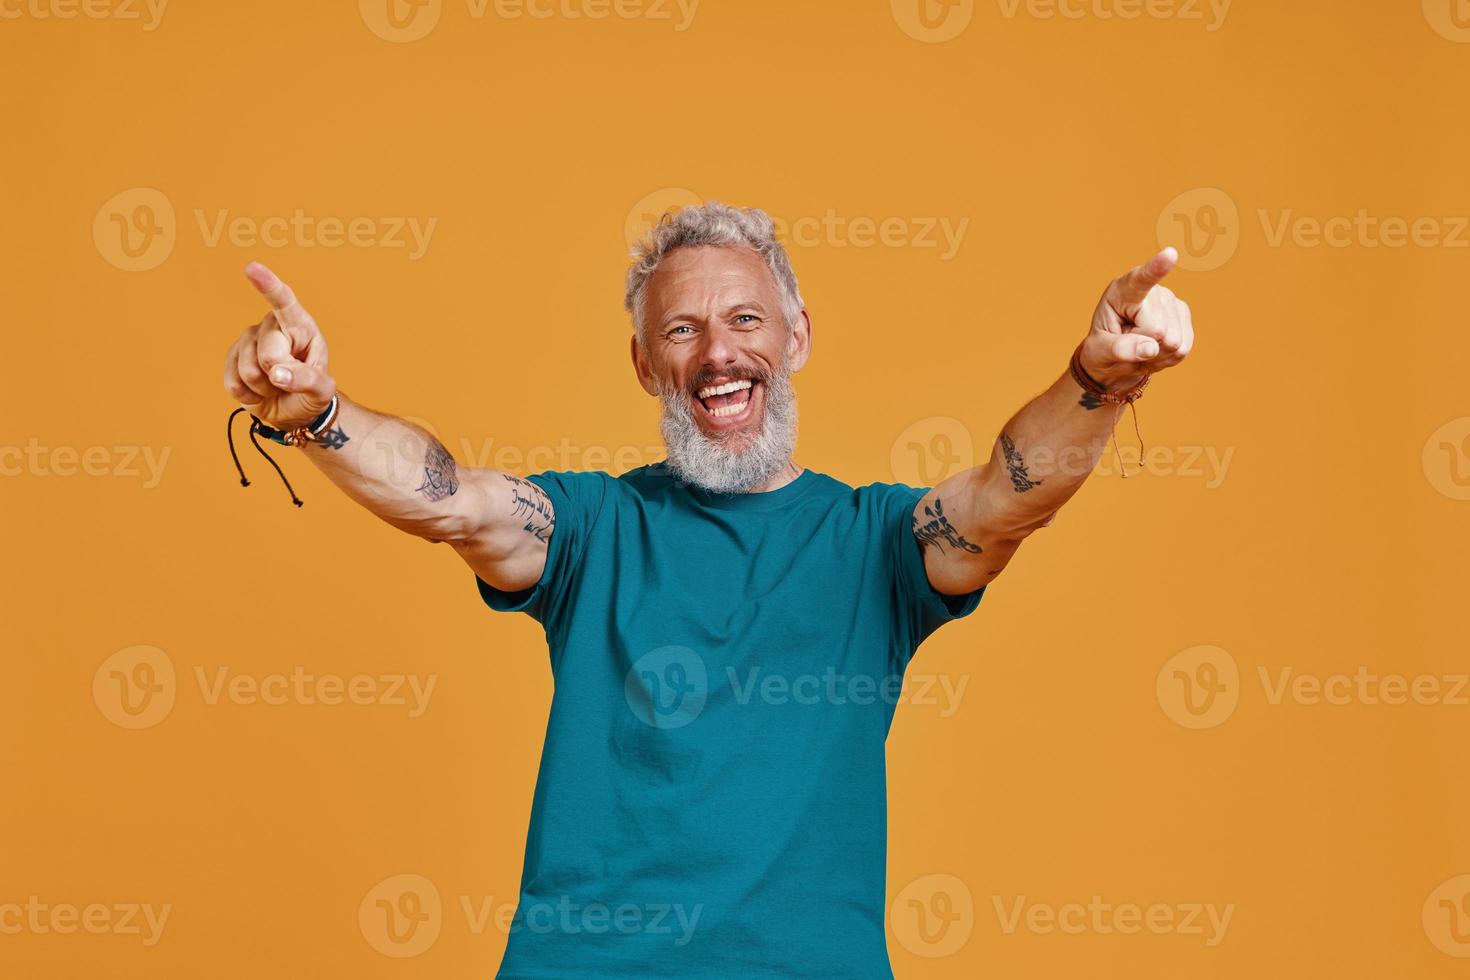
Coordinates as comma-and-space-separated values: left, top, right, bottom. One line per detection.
476, 464, 985, 979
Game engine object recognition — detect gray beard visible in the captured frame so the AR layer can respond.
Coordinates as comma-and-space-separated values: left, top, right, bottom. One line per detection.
656, 365, 799, 495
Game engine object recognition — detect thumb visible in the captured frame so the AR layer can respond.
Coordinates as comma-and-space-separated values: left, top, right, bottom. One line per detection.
266, 360, 335, 405
1105, 332, 1160, 364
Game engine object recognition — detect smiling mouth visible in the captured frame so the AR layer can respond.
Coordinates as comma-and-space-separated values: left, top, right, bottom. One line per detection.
694, 378, 758, 423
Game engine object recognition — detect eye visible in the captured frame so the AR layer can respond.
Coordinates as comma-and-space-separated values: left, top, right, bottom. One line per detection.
667, 325, 695, 337
733, 314, 760, 326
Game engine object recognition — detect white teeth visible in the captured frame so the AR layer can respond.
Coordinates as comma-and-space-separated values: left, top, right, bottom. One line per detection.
709, 403, 747, 418
696, 379, 754, 399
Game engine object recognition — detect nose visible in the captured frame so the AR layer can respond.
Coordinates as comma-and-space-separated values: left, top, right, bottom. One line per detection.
696, 323, 739, 375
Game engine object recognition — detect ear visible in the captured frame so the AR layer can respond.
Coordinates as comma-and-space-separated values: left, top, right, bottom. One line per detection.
785, 308, 813, 374
630, 333, 659, 396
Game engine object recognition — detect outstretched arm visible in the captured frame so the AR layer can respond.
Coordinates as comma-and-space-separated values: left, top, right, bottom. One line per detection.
222, 262, 552, 592
914, 247, 1195, 594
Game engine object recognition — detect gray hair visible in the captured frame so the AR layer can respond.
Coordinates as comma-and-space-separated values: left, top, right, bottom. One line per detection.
624, 201, 805, 344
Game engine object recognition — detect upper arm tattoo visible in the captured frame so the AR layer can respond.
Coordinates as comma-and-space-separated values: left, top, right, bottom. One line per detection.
1001, 433, 1043, 493
503, 474, 554, 544
912, 497, 983, 555
416, 440, 459, 502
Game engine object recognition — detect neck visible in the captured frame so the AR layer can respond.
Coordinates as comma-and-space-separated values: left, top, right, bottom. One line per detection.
748, 459, 803, 493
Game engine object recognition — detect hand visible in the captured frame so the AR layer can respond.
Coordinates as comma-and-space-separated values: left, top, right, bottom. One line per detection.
1079, 247, 1195, 390
223, 262, 337, 428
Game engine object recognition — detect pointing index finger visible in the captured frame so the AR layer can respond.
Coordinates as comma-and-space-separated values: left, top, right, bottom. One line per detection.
1113, 246, 1178, 307
244, 261, 310, 327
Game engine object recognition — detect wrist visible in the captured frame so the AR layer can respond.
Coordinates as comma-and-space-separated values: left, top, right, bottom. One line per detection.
256, 394, 341, 447
1070, 345, 1149, 407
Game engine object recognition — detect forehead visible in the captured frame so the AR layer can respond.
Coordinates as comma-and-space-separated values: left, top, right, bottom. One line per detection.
645, 246, 779, 310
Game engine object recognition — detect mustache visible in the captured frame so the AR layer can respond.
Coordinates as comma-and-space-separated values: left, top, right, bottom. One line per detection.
685, 365, 773, 393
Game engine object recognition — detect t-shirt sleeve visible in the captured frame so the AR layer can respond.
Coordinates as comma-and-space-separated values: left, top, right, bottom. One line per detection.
885, 483, 986, 656
474, 470, 610, 627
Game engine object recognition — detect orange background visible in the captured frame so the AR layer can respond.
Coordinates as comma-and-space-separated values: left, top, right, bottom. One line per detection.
3, 1, 1468, 976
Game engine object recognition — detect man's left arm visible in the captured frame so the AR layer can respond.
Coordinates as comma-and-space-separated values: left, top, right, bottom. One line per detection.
915, 247, 1195, 594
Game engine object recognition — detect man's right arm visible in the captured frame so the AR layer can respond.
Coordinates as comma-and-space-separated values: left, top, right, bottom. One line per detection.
222, 262, 552, 592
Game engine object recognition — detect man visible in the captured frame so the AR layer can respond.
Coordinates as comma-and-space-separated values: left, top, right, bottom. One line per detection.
222, 202, 1194, 978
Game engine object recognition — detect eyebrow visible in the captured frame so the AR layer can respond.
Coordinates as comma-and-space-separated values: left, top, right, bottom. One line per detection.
659, 301, 770, 329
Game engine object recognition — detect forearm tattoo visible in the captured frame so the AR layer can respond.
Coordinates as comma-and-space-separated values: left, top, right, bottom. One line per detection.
1001, 433, 1043, 493
416, 439, 459, 502
311, 422, 350, 450
912, 497, 983, 555
503, 474, 554, 544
